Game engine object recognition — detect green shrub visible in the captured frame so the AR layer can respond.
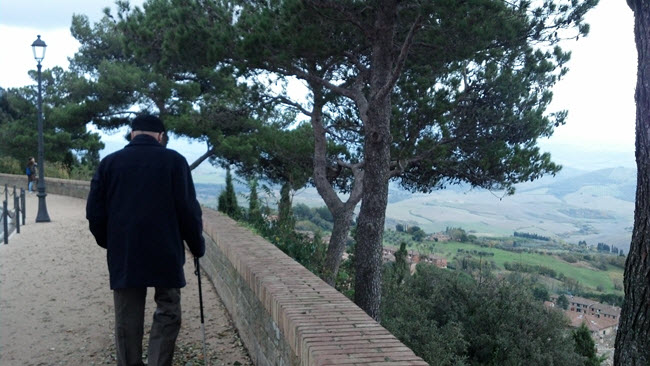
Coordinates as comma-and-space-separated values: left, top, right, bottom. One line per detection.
69, 164, 95, 181
0, 156, 86, 180
382, 264, 583, 365
0, 156, 23, 175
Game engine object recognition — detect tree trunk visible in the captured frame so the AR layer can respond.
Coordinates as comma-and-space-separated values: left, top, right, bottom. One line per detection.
354, 103, 391, 320
323, 208, 355, 285
310, 86, 363, 285
353, 1, 397, 320
615, 1, 650, 364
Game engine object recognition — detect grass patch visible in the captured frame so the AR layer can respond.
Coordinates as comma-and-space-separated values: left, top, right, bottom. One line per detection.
435, 241, 622, 294
384, 229, 623, 296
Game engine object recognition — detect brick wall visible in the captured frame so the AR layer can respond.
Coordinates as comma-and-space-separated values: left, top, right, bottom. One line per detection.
0, 173, 428, 366
201, 208, 427, 366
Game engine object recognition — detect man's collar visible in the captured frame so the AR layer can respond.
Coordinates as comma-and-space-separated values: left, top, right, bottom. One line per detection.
127, 134, 163, 147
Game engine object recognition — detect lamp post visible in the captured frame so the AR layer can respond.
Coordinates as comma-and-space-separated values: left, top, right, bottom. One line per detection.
31, 35, 50, 223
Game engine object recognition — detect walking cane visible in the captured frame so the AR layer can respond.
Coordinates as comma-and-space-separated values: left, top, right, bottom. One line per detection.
194, 257, 209, 366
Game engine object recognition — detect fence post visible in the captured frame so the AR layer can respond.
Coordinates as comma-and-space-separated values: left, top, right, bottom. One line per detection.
20, 189, 26, 225
14, 195, 20, 234
3, 200, 8, 244
4, 184, 7, 203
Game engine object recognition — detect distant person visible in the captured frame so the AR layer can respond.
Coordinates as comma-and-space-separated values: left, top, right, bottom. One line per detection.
86, 114, 204, 366
25, 157, 36, 192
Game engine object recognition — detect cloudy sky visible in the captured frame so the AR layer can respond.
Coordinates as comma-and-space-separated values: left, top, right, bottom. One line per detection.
0, 0, 638, 170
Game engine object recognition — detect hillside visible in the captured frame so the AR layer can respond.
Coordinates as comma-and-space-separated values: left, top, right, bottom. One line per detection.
193, 166, 635, 252
384, 167, 634, 252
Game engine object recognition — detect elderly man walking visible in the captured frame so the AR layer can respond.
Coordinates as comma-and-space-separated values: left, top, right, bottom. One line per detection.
86, 114, 205, 366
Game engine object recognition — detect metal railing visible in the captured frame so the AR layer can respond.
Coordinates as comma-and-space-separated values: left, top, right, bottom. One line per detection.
1, 184, 26, 244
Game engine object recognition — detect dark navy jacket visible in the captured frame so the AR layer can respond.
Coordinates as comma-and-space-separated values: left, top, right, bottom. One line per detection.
86, 134, 205, 289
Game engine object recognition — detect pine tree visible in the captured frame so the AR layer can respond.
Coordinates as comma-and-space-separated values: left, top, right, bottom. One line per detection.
231, 0, 597, 320
615, 1, 650, 363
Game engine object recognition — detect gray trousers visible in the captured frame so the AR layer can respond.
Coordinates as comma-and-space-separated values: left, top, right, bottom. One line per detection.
113, 287, 182, 366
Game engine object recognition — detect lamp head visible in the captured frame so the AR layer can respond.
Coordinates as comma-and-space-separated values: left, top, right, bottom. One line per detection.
31, 35, 47, 63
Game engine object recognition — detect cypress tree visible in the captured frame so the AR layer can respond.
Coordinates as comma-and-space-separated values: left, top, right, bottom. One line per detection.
277, 182, 294, 232
394, 241, 410, 284
218, 166, 239, 219
573, 323, 603, 366
248, 178, 262, 225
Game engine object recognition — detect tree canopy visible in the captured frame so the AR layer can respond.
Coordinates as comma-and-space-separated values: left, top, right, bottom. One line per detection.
229, 0, 598, 319
0, 67, 104, 172
382, 264, 585, 365
67, 0, 260, 169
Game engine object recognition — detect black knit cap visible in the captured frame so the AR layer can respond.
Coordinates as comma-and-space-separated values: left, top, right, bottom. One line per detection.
131, 114, 165, 133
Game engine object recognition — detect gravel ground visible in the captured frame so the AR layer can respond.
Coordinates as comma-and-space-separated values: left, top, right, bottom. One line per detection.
0, 193, 252, 366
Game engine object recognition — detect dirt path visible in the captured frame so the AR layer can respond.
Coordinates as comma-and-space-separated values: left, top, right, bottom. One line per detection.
0, 193, 252, 366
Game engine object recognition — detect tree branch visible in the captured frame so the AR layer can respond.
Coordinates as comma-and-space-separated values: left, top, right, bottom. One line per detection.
345, 162, 364, 208
324, 124, 362, 145
311, 90, 344, 211
344, 51, 370, 75
268, 95, 313, 117
376, 15, 422, 100
290, 66, 360, 102
389, 134, 461, 177
336, 159, 363, 171
189, 146, 216, 171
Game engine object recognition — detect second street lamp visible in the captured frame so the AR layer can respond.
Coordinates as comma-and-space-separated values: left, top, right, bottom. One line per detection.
31, 35, 50, 223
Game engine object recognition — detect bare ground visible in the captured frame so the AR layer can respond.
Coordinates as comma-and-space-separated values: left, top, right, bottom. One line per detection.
0, 193, 252, 366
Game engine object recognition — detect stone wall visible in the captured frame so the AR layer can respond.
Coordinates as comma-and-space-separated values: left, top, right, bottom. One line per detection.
0, 173, 428, 366
0, 173, 90, 200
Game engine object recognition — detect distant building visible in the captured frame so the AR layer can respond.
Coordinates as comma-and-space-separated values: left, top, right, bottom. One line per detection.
565, 312, 619, 339
382, 247, 447, 269
266, 214, 279, 222
427, 232, 451, 242
552, 295, 621, 321
548, 295, 621, 339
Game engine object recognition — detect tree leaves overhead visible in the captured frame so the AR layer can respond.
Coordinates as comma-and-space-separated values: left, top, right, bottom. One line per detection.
232, 0, 595, 195
67, 0, 265, 170
235, 0, 363, 75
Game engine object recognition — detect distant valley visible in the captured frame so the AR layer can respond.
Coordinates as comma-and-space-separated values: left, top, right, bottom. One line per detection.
192, 165, 635, 253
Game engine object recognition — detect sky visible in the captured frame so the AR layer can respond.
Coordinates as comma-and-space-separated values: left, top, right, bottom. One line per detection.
0, 0, 638, 171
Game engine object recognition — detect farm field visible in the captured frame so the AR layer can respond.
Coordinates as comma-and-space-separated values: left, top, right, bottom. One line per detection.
383, 232, 624, 296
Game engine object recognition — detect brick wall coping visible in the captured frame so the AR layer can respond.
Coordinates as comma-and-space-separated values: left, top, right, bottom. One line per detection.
202, 208, 427, 366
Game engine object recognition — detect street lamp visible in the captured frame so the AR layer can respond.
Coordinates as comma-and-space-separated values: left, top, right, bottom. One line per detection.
31, 35, 50, 223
